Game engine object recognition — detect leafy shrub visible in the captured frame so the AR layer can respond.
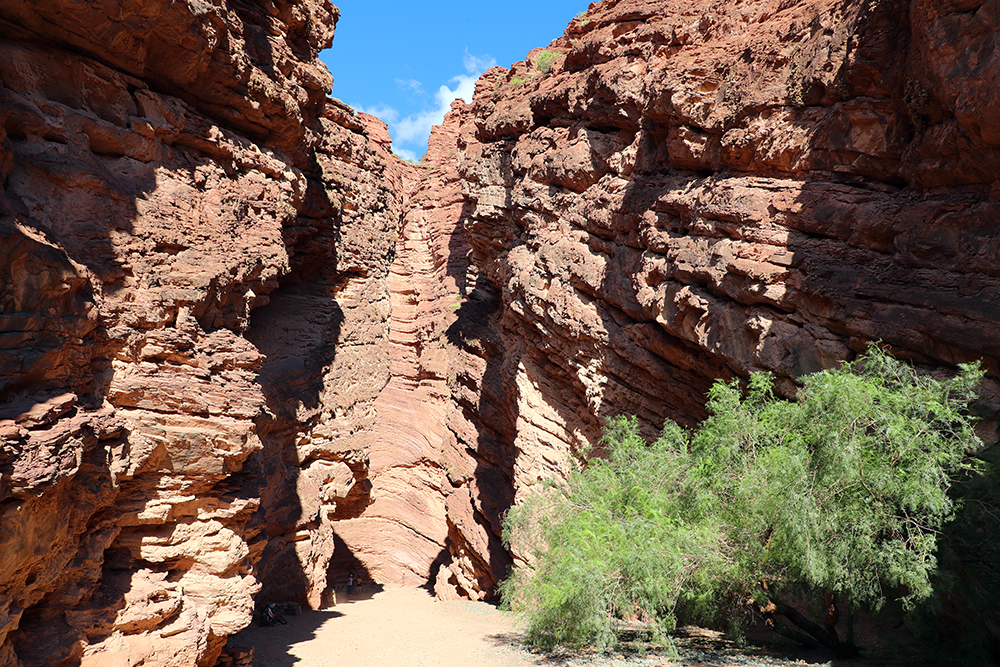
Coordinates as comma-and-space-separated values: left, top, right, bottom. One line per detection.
501, 418, 723, 649
502, 347, 986, 654
534, 50, 560, 74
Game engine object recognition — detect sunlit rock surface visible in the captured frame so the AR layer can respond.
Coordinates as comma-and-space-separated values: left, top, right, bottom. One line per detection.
0, 1, 404, 665
1, 0, 999, 663
329, 102, 514, 600
457, 0, 1000, 462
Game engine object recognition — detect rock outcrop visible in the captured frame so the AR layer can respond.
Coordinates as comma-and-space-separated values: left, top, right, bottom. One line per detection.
456, 0, 1000, 468
0, 1, 405, 665
310, 0, 1000, 600
2, 0, 999, 663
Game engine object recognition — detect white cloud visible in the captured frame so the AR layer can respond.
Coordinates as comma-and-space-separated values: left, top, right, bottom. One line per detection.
390, 52, 496, 150
355, 103, 400, 125
395, 78, 423, 94
393, 147, 418, 162
353, 53, 497, 161
463, 50, 496, 75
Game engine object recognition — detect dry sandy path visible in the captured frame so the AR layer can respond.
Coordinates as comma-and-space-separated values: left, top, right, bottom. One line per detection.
232, 584, 538, 667
231, 584, 665, 667
231, 585, 845, 667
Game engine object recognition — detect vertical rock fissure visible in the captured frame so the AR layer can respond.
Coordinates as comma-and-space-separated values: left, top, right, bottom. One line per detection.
329, 101, 517, 600
2, 0, 1000, 664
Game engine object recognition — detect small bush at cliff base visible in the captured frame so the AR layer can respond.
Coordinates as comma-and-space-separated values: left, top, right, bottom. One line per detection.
501, 347, 985, 654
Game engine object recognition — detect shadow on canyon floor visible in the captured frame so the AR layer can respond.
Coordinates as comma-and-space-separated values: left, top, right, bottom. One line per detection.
324, 532, 375, 599
485, 626, 927, 667
332, 582, 384, 604
228, 609, 345, 667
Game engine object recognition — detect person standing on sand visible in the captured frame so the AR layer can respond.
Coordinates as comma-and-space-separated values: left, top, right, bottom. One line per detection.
347, 571, 355, 595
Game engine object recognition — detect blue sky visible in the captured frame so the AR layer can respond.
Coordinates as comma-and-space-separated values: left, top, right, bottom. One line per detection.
320, 1, 588, 161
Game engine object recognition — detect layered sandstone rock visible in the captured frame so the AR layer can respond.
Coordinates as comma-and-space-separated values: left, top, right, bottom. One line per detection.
330, 102, 514, 600
0, 1, 405, 665
245, 105, 405, 611
2, 0, 1000, 662
457, 0, 1000, 483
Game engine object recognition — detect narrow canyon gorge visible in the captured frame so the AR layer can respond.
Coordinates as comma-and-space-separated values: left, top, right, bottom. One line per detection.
1, 0, 998, 664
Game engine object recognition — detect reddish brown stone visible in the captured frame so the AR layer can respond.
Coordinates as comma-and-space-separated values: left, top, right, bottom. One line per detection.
2, 0, 1000, 663
459, 0, 1000, 450
0, 1, 403, 664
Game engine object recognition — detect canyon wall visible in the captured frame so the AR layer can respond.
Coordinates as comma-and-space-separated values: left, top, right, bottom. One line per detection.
454, 0, 1000, 472
316, 0, 1000, 613
0, 1, 408, 665
1, 0, 999, 664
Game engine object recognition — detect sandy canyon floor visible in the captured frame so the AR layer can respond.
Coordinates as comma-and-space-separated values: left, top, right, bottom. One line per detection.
230, 584, 883, 667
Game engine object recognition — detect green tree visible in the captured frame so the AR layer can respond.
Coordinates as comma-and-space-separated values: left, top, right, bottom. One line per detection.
501, 417, 729, 649
501, 347, 985, 654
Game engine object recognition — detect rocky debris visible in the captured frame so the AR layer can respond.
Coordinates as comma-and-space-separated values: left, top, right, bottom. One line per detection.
213, 645, 253, 667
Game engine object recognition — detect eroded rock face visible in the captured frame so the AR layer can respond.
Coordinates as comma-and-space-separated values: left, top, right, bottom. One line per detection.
245, 105, 405, 611
456, 0, 1000, 487
2, 0, 1000, 662
328, 102, 514, 600
0, 1, 405, 665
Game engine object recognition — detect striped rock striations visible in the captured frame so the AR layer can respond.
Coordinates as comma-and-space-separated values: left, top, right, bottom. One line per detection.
2, 0, 1000, 663
328, 101, 514, 600
455, 0, 1000, 470
0, 1, 406, 665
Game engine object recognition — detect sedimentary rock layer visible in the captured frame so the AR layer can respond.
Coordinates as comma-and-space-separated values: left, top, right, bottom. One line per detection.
0, 1, 405, 665
330, 102, 514, 600
2, 0, 999, 662
332, 0, 1000, 598
457, 0, 1000, 477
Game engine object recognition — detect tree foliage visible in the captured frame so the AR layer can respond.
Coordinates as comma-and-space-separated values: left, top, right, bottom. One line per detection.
501, 347, 985, 652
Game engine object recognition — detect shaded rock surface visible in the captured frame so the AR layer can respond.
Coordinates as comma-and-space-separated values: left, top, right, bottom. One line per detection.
0, 1, 405, 665
1, 0, 999, 664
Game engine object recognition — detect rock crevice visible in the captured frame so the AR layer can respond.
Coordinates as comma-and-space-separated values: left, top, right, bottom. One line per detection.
1, 0, 999, 663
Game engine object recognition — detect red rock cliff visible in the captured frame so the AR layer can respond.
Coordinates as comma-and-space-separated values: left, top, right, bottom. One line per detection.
316, 0, 1000, 599
455, 0, 1000, 479
0, 1, 408, 665
2, 0, 1000, 663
